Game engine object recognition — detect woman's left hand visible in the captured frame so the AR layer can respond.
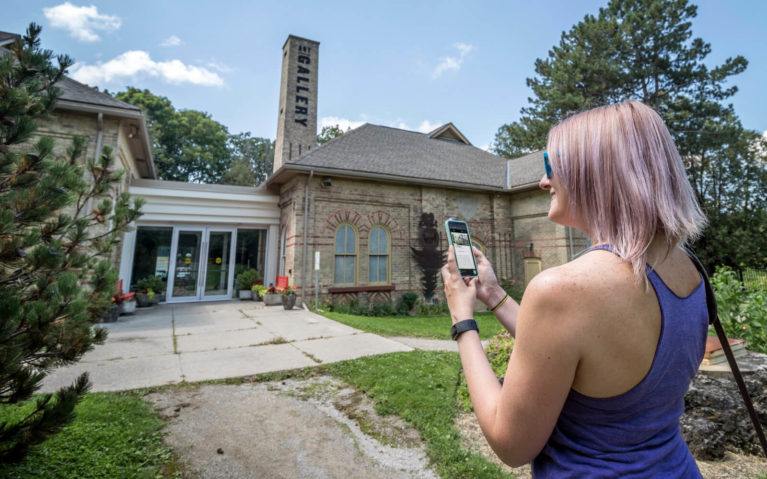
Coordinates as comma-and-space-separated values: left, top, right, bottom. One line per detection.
441, 246, 477, 325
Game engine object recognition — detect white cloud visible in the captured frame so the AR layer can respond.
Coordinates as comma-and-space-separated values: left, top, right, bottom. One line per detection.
160, 35, 183, 47
206, 61, 233, 73
432, 42, 474, 78
43, 2, 121, 42
320, 116, 365, 132
70, 50, 224, 87
479, 144, 491, 152
417, 120, 442, 133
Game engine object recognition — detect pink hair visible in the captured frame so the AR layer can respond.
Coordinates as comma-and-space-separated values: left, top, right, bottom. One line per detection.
547, 100, 706, 281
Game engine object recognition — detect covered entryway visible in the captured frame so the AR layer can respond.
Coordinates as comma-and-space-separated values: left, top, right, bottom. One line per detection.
118, 179, 280, 302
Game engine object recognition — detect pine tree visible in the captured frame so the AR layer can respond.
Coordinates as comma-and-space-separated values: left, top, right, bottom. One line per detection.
492, 0, 766, 270
0, 24, 143, 461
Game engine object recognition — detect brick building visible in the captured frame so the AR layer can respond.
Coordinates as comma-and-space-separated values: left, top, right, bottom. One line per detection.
266, 36, 588, 306
4, 29, 586, 306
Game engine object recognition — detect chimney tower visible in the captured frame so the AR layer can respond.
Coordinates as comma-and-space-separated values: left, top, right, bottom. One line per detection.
274, 35, 320, 172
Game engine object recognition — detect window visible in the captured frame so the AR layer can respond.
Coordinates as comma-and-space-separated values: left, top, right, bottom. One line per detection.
369, 226, 389, 283
334, 224, 356, 284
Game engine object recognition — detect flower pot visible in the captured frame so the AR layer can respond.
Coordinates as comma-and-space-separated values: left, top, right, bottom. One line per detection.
136, 293, 150, 307
239, 289, 252, 300
263, 293, 282, 306
103, 304, 120, 322
252, 292, 262, 301
282, 294, 296, 310
120, 301, 137, 315
151, 293, 162, 305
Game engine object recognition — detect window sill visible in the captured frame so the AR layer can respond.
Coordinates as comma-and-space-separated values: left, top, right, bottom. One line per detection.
328, 285, 395, 294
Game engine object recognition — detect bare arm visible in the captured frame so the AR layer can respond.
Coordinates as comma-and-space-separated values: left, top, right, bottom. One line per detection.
471, 247, 520, 337
442, 248, 581, 466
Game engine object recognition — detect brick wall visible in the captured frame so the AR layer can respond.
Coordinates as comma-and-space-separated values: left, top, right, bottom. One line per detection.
279, 174, 582, 303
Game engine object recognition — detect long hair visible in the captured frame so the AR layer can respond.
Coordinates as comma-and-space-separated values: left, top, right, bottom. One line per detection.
547, 100, 706, 281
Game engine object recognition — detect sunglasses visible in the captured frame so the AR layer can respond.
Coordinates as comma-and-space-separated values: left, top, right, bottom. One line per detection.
543, 152, 552, 179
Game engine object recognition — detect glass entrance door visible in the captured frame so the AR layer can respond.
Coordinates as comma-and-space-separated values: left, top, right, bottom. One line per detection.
167, 227, 235, 302
202, 230, 233, 299
171, 230, 203, 299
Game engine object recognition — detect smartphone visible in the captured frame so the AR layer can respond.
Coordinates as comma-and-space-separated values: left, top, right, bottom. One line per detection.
444, 218, 478, 278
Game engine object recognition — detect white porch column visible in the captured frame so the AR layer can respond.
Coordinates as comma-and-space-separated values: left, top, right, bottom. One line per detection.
265, 224, 279, 288
118, 226, 137, 293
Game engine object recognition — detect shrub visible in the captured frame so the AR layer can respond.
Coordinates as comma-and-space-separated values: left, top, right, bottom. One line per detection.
236, 269, 261, 289
371, 301, 395, 317
137, 275, 164, 293
396, 292, 419, 315
711, 266, 767, 353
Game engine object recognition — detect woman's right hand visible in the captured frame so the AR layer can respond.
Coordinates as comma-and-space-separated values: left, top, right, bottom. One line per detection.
471, 247, 507, 308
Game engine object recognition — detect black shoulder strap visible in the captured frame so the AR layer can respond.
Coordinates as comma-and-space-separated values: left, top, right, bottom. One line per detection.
687, 250, 767, 458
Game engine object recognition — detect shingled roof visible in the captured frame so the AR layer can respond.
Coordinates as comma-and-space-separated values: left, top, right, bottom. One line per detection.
507, 150, 544, 189
56, 76, 141, 112
271, 123, 544, 191
275, 123, 509, 189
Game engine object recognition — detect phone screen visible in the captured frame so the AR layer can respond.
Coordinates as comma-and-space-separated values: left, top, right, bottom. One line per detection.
447, 221, 477, 276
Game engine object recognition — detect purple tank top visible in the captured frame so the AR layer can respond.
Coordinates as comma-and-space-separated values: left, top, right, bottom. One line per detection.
531, 245, 708, 478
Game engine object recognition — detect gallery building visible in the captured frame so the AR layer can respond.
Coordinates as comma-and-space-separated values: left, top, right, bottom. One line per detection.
3, 30, 587, 306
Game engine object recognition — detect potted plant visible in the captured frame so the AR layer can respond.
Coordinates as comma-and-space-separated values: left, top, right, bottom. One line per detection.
236, 269, 261, 299
282, 285, 297, 310
263, 284, 282, 306
252, 284, 268, 301
113, 290, 136, 315
137, 275, 165, 306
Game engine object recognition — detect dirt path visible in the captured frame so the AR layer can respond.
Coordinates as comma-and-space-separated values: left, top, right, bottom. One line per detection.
146, 376, 766, 478
145, 377, 438, 479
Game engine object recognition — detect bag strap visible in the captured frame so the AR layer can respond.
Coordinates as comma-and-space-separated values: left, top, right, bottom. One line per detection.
686, 250, 767, 458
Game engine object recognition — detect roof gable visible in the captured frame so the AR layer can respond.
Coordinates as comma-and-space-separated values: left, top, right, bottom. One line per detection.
427, 123, 471, 145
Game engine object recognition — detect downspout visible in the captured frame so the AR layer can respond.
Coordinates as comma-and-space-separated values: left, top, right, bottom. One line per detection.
300, 169, 314, 306
87, 112, 104, 216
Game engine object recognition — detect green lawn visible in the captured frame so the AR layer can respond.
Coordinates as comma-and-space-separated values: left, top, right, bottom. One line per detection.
324, 350, 511, 478
321, 311, 505, 339
0, 392, 177, 479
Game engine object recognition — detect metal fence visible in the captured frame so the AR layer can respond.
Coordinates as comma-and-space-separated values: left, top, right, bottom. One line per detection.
742, 268, 767, 291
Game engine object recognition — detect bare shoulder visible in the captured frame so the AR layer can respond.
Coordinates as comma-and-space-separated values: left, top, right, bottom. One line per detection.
523, 249, 631, 310
519, 249, 641, 343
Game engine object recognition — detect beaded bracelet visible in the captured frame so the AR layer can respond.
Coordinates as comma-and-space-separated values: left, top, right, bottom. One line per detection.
491, 294, 509, 312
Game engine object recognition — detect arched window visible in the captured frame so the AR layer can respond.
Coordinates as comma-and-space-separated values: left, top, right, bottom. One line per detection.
369, 226, 389, 283
334, 224, 357, 284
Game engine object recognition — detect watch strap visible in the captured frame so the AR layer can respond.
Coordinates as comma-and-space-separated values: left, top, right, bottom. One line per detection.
451, 319, 479, 340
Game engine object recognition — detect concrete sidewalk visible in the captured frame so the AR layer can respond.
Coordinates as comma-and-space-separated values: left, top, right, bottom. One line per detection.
41, 301, 414, 393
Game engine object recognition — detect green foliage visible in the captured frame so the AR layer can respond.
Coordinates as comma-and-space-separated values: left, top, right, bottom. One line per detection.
0, 392, 176, 478
221, 132, 274, 186
235, 269, 261, 289
458, 331, 514, 412
114, 88, 274, 185
396, 292, 420, 315
321, 311, 504, 340
327, 351, 512, 478
743, 268, 767, 291
711, 266, 767, 353
491, 0, 766, 271
137, 275, 164, 293
316, 124, 347, 144
1, 24, 144, 461
252, 284, 268, 297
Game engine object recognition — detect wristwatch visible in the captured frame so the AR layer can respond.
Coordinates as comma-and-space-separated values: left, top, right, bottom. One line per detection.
451, 319, 479, 340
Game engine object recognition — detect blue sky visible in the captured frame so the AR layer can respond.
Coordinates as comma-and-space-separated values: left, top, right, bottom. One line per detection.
4, 1, 766, 149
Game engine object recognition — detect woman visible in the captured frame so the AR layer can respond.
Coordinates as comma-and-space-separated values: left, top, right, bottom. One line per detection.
442, 100, 708, 477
